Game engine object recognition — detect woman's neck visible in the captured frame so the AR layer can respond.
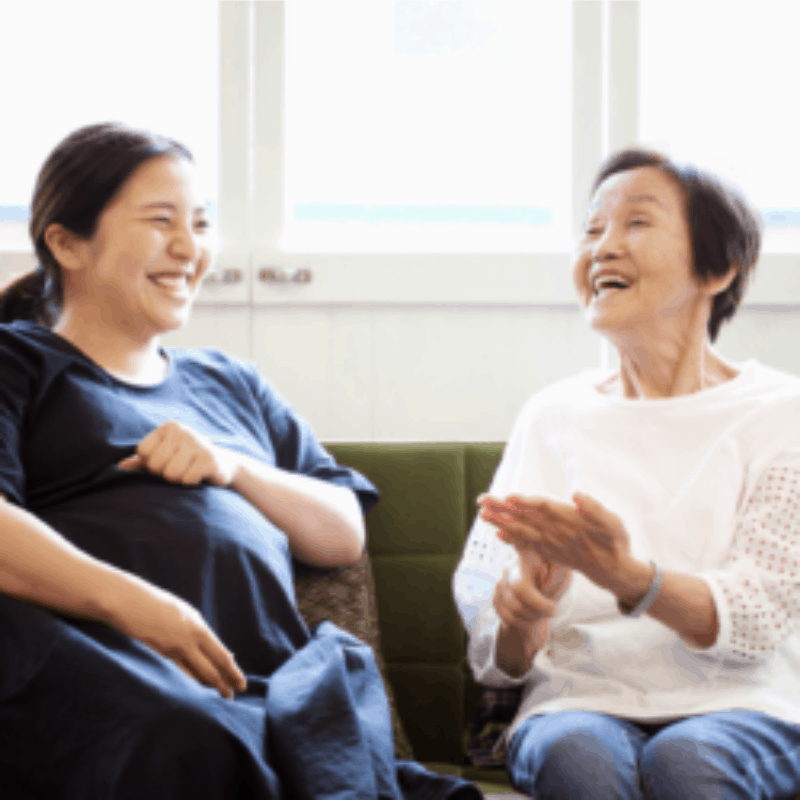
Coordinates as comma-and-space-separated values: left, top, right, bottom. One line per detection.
53, 313, 167, 385
604, 316, 738, 400
616, 345, 736, 400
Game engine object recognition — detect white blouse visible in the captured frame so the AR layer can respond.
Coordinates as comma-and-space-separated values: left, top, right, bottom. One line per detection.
452, 360, 800, 749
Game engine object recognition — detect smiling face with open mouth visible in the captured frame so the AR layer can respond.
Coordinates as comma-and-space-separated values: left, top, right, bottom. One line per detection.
572, 165, 707, 342
66, 154, 215, 339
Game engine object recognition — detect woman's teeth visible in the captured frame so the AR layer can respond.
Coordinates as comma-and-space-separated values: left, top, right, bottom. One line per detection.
150, 274, 189, 289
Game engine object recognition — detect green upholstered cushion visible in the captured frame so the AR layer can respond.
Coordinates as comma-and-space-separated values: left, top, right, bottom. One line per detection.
325, 443, 506, 769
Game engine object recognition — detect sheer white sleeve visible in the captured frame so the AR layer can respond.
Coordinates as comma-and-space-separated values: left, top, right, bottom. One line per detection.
452, 390, 577, 686
697, 455, 800, 664
454, 510, 576, 687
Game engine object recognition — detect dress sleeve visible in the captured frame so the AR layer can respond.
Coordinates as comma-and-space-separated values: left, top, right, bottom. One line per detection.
0, 333, 36, 506
244, 364, 379, 517
693, 452, 800, 664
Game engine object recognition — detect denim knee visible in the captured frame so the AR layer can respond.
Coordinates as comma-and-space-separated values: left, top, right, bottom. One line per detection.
507, 713, 643, 800
640, 733, 746, 800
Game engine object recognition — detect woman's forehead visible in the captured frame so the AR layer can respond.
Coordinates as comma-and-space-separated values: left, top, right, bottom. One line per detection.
114, 157, 208, 212
588, 166, 684, 216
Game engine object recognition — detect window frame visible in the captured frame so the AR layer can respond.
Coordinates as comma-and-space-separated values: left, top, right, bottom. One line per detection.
2, 0, 798, 308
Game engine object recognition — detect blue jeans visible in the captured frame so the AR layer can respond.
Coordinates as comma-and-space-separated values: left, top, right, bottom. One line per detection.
506, 710, 800, 799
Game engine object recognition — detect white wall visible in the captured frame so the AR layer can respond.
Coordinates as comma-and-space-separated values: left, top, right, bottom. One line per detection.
4, 252, 800, 444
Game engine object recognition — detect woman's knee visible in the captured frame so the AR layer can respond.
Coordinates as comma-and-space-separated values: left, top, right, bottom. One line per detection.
508, 713, 643, 799
640, 731, 747, 800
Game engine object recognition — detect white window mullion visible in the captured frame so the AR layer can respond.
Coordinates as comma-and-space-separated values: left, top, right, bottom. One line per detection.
571, 0, 603, 240
607, 0, 639, 156
198, 0, 252, 307
252, 0, 286, 252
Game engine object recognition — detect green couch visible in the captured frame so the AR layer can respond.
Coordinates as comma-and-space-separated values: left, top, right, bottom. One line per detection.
325, 442, 514, 793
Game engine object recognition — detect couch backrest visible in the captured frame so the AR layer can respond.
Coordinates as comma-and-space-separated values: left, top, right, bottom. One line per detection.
325, 443, 504, 766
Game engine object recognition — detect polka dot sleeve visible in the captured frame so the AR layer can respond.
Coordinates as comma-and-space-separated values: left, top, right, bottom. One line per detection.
699, 458, 800, 663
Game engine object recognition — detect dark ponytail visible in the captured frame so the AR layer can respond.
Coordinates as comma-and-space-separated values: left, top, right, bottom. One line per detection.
0, 269, 53, 326
0, 122, 193, 327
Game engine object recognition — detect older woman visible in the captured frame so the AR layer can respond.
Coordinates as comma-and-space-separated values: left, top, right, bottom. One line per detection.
453, 149, 800, 799
0, 123, 479, 800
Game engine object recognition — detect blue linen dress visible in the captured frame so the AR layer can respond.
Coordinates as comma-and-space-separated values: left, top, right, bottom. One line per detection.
0, 321, 479, 800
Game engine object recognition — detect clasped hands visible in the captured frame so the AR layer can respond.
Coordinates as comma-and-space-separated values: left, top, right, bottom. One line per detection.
480, 492, 636, 632
117, 419, 239, 487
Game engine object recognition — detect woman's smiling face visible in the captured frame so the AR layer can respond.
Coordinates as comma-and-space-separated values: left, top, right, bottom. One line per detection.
65, 154, 215, 337
573, 165, 708, 340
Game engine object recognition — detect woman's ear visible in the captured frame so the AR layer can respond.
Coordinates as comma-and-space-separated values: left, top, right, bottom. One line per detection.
703, 263, 739, 297
43, 223, 87, 273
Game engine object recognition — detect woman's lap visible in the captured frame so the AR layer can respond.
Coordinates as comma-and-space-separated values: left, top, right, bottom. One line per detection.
0, 599, 277, 799
507, 709, 800, 799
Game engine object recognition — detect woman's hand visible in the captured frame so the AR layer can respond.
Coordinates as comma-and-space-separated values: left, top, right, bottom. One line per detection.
117, 420, 240, 487
492, 547, 572, 676
106, 578, 247, 699
480, 492, 632, 592
494, 547, 572, 638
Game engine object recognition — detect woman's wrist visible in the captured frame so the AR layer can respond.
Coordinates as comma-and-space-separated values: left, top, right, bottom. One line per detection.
496, 617, 548, 678
601, 556, 656, 606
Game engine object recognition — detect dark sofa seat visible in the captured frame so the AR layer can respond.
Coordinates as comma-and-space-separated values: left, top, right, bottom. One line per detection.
325, 442, 511, 788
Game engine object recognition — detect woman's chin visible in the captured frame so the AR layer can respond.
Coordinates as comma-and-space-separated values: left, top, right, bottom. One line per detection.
140, 307, 193, 337
584, 307, 618, 333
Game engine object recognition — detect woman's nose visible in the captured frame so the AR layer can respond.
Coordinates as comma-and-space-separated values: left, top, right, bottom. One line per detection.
592, 223, 624, 263
169, 221, 202, 262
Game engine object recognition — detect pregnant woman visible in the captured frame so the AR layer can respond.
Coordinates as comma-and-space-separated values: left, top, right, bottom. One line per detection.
0, 122, 479, 800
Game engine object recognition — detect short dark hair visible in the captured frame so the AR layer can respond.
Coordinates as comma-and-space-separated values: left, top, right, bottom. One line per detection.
591, 148, 762, 343
0, 122, 193, 327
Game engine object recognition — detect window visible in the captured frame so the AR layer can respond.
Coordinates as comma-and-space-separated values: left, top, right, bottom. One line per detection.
639, 0, 800, 254
282, 0, 572, 253
0, 0, 219, 250
4, 1, 798, 301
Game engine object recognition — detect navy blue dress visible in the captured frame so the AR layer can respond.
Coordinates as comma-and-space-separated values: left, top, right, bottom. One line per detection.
0, 321, 480, 800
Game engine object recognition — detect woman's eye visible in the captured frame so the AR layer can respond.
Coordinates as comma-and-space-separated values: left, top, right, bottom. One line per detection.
152, 217, 171, 224
195, 220, 211, 230
629, 218, 647, 227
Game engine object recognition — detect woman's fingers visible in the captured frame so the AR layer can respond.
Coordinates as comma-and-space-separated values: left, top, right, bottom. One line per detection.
512, 574, 558, 618
117, 454, 144, 471
180, 454, 208, 486
573, 492, 622, 530
117, 583, 247, 699
163, 629, 246, 699
116, 421, 235, 487
200, 638, 247, 694
162, 446, 196, 484
493, 570, 557, 629
143, 437, 181, 476
174, 648, 235, 699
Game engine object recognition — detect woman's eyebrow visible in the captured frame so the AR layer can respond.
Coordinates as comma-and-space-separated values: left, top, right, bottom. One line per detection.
624, 193, 665, 208
138, 201, 210, 214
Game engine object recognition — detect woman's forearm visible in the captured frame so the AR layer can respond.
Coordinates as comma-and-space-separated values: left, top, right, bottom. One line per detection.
605, 557, 719, 647
229, 455, 365, 568
0, 497, 147, 623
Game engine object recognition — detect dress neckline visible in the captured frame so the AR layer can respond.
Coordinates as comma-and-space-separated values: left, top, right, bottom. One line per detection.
33, 322, 173, 389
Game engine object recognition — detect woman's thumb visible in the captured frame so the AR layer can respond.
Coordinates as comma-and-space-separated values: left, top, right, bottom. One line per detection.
117, 454, 144, 471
